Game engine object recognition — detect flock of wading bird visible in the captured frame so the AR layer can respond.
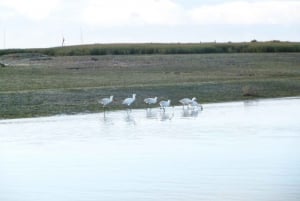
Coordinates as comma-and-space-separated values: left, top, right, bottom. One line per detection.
98, 94, 203, 112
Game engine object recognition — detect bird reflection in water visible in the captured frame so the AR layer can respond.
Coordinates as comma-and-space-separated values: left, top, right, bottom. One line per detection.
182, 108, 199, 118
102, 111, 114, 125
146, 109, 158, 119
160, 111, 174, 121
124, 111, 136, 125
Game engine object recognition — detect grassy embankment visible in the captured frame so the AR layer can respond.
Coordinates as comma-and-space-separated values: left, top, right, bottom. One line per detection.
0, 42, 300, 119
1, 41, 300, 56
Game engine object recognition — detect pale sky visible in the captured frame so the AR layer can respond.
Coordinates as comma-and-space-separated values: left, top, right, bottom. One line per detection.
0, 0, 299, 48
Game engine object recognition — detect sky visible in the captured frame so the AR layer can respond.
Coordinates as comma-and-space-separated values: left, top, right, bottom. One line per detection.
0, 0, 299, 48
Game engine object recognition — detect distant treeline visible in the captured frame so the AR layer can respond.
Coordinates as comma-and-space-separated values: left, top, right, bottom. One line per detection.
1, 41, 300, 56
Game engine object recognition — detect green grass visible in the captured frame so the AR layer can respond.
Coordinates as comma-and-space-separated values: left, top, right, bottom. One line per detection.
1, 53, 300, 119
1, 41, 300, 57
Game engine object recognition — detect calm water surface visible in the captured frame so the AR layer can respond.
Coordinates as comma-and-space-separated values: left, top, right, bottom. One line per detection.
0, 97, 300, 201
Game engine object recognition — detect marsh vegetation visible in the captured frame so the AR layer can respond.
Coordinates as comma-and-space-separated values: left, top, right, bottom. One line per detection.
1, 42, 300, 56
0, 46, 300, 118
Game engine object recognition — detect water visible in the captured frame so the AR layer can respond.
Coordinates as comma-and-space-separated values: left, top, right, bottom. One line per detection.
0, 97, 300, 201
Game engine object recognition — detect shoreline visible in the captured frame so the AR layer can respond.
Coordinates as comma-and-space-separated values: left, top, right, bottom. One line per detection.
1, 96, 299, 121
1, 53, 299, 119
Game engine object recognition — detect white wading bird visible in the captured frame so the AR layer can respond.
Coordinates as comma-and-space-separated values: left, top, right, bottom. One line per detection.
122, 94, 136, 109
190, 99, 203, 110
179, 97, 196, 109
144, 97, 158, 106
159, 100, 171, 112
98, 95, 114, 108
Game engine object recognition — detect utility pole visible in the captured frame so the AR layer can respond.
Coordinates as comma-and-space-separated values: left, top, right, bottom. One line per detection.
62, 36, 65, 47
